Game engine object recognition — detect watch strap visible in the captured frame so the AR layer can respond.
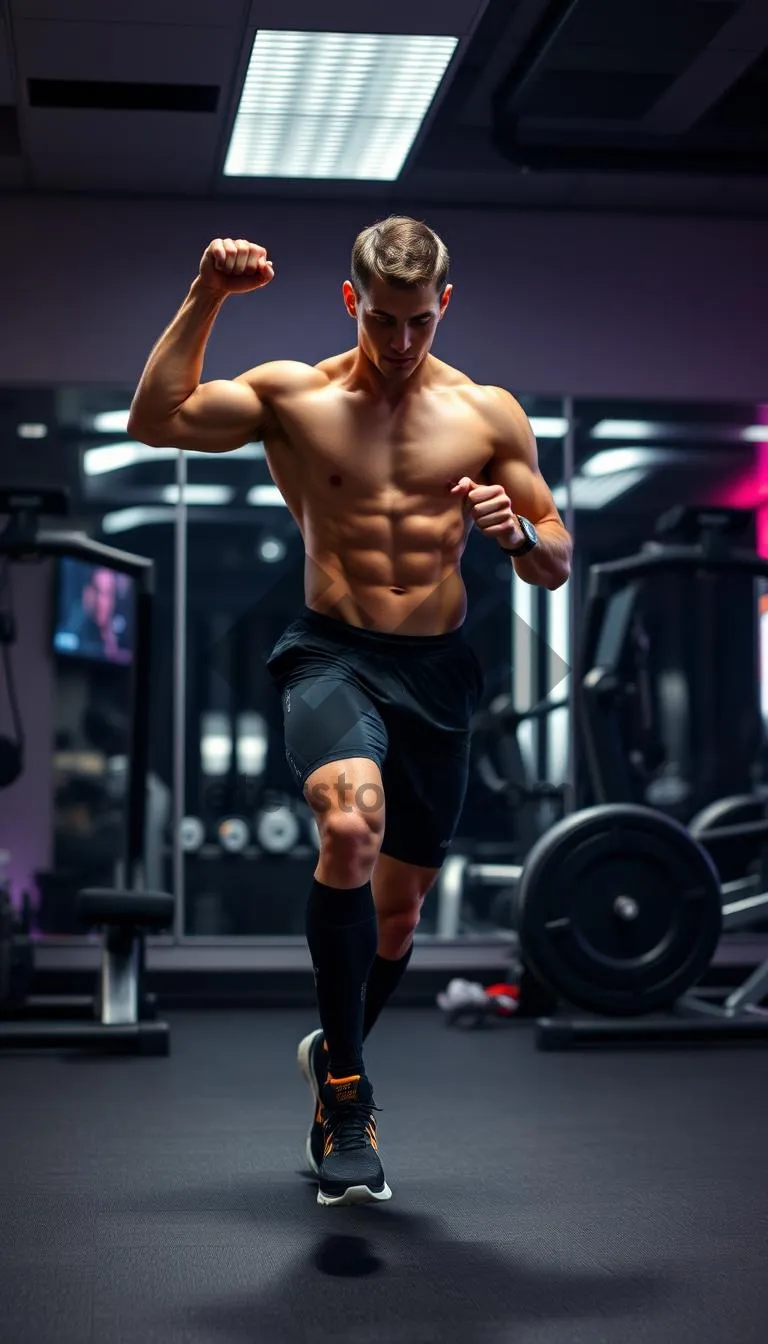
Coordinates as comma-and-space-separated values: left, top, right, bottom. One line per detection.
501, 515, 537, 557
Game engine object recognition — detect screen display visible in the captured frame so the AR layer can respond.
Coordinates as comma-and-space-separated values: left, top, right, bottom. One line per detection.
53, 557, 135, 666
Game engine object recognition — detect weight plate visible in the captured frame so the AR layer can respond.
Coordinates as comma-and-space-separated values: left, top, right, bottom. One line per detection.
517, 804, 722, 1017
255, 804, 300, 854
179, 816, 205, 853
217, 817, 250, 853
689, 794, 768, 883
689, 794, 766, 837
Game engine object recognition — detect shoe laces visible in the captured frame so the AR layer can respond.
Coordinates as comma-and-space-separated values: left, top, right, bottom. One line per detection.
325, 1101, 381, 1153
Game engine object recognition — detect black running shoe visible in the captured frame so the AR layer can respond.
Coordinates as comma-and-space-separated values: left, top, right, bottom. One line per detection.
297, 1029, 329, 1176
317, 1073, 392, 1207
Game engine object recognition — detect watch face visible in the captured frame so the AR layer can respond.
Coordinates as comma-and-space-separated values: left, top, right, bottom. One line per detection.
519, 516, 536, 545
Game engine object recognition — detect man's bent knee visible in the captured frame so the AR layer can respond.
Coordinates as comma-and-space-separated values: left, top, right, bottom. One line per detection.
317, 813, 383, 887
305, 757, 385, 887
377, 907, 422, 959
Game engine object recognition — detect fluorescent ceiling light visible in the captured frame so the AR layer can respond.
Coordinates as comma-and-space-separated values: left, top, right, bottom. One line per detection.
101, 507, 176, 534
91, 410, 131, 433
17, 423, 48, 439
583, 446, 750, 477
582, 448, 653, 476
591, 420, 666, 440
161, 485, 233, 505
84, 442, 264, 475
552, 470, 648, 510
530, 417, 569, 438
592, 419, 765, 444
85, 443, 155, 474
246, 485, 287, 506
582, 447, 699, 476
201, 712, 232, 777
223, 30, 459, 181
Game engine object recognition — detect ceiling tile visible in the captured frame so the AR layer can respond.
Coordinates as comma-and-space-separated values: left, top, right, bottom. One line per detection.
11, 1, 246, 23
26, 109, 220, 193
245, 0, 487, 36
14, 19, 240, 83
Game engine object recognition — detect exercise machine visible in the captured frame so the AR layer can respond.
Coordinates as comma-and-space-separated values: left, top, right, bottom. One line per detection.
438, 507, 768, 1046
580, 506, 765, 815
435, 696, 568, 938
518, 803, 768, 1049
0, 487, 174, 1054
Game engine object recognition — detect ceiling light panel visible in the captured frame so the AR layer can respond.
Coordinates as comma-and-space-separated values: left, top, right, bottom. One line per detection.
224, 31, 458, 180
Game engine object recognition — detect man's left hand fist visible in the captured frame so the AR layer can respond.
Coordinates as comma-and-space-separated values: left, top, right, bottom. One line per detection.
450, 477, 523, 550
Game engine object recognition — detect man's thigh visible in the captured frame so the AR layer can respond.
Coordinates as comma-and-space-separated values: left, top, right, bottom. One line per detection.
380, 726, 473, 869
281, 672, 388, 793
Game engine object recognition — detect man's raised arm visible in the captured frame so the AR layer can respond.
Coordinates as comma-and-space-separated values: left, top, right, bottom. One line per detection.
127, 236, 306, 453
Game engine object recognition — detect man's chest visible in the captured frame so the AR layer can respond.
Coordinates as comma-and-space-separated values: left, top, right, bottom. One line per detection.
268, 389, 493, 495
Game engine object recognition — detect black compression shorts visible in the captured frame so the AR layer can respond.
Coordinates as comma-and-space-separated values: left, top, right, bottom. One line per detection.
265, 606, 484, 868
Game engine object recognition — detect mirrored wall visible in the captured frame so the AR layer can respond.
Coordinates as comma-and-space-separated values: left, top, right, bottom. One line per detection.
2, 385, 765, 942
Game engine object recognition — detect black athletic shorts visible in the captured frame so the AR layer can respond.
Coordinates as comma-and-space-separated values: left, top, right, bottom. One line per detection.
265, 606, 485, 868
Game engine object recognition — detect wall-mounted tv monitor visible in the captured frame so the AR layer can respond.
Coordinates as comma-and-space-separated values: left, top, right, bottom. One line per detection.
53, 557, 135, 667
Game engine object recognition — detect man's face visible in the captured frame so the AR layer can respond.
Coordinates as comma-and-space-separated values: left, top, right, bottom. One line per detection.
344, 276, 451, 380
91, 569, 116, 628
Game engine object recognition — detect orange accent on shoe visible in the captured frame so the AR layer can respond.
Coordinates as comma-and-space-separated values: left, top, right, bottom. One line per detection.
327, 1074, 362, 1085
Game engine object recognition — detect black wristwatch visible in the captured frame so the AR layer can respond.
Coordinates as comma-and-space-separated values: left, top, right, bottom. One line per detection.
501, 515, 538, 557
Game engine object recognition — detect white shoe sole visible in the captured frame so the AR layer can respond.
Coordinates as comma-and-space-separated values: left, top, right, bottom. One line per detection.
297, 1029, 324, 1177
317, 1181, 393, 1208
299, 1030, 394, 1204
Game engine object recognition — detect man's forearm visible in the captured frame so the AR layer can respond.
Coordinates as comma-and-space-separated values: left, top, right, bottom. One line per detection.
510, 520, 572, 589
127, 277, 227, 431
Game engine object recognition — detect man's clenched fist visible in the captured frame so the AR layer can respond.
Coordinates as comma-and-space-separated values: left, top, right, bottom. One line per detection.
198, 238, 275, 296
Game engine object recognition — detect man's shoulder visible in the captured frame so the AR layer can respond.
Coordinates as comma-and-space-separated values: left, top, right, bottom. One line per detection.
430, 361, 522, 409
449, 376, 525, 422
242, 359, 331, 397
453, 381, 533, 457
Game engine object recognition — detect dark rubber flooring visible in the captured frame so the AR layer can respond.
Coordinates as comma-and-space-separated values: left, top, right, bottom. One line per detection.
1, 1007, 766, 1343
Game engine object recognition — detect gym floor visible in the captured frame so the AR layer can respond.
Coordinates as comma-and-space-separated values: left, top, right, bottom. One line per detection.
1, 1007, 766, 1344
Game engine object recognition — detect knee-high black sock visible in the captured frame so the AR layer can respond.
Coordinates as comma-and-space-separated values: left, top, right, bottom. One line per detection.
306, 877, 378, 1079
363, 944, 414, 1040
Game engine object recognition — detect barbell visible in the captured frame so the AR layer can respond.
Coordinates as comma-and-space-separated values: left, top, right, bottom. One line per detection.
439, 802, 768, 1020
516, 804, 722, 1017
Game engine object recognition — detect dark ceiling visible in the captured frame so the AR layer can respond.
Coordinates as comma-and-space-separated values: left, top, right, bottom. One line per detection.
1, 0, 767, 215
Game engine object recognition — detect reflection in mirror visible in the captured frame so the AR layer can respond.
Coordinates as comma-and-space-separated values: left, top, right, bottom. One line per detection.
181, 500, 315, 937
48, 566, 135, 932
0, 540, 139, 938
428, 396, 570, 939
570, 398, 768, 837
0, 386, 176, 936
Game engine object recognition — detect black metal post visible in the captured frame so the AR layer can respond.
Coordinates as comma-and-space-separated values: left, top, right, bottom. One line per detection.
126, 577, 154, 889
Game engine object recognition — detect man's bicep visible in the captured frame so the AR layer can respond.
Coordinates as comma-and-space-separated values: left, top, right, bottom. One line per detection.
484, 393, 562, 526
130, 374, 265, 452
487, 454, 562, 527
131, 360, 313, 453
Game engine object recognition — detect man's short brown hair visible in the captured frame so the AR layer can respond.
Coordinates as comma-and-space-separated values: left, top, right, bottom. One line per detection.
351, 216, 450, 297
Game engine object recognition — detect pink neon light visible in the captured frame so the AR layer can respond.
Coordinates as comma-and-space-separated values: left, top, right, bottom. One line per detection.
706, 409, 768, 557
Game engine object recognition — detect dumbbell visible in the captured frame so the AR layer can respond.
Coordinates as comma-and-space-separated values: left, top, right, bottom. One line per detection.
436, 854, 523, 938
254, 794, 300, 854
179, 815, 206, 853
217, 816, 251, 854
